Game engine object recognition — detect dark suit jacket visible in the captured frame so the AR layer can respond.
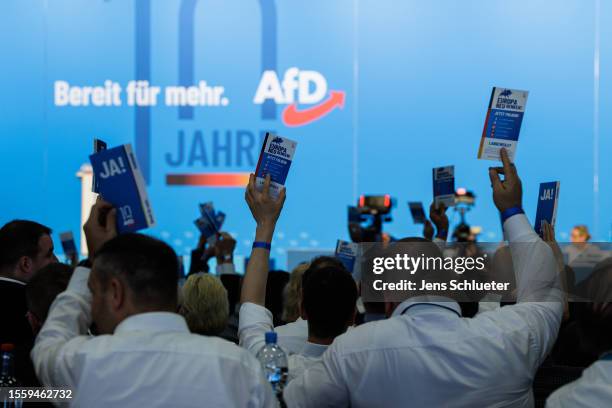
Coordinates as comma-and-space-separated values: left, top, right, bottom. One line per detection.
0, 277, 37, 386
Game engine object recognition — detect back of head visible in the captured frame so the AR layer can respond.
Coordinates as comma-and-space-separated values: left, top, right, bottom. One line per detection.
181, 274, 229, 336
282, 262, 310, 323
94, 233, 179, 311
0, 220, 52, 276
26, 263, 73, 323
302, 257, 358, 339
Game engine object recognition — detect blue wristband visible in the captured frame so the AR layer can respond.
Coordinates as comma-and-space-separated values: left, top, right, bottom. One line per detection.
435, 229, 448, 239
252, 241, 271, 250
500, 206, 524, 224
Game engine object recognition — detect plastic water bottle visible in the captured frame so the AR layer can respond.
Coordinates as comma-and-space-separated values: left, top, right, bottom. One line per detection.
256, 332, 288, 399
1, 344, 23, 408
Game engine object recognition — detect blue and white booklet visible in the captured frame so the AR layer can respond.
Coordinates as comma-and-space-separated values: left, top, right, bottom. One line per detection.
432, 166, 455, 207
534, 181, 560, 237
92, 138, 107, 193
59, 231, 77, 258
478, 87, 529, 161
335, 240, 358, 276
255, 132, 297, 199
408, 202, 427, 224
194, 202, 225, 244
89, 144, 155, 233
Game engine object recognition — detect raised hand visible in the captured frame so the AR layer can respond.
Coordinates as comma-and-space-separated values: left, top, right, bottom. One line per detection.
488, 148, 523, 212
245, 173, 286, 233
83, 197, 117, 258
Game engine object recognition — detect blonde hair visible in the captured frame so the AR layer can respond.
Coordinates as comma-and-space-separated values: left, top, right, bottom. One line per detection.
181, 274, 229, 336
573, 225, 591, 241
282, 263, 310, 323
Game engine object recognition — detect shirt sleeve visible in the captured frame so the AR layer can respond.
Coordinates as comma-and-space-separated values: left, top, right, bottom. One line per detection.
238, 302, 274, 356
476, 214, 563, 370
31, 266, 93, 387
546, 361, 612, 408
283, 346, 350, 408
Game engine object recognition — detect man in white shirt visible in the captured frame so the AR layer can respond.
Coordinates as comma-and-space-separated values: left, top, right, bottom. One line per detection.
284, 148, 564, 408
546, 353, 612, 407
239, 174, 358, 381
31, 199, 275, 407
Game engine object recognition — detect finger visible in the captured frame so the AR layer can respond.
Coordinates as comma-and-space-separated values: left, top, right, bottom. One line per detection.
488, 168, 503, 190
500, 148, 516, 179
438, 203, 447, 213
262, 173, 271, 197
105, 208, 117, 235
247, 173, 256, 194
277, 186, 287, 207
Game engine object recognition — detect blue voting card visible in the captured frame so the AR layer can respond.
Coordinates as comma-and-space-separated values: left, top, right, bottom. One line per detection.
89, 144, 155, 233
92, 138, 107, 193
255, 132, 297, 199
478, 87, 529, 162
408, 202, 427, 224
59, 231, 77, 257
335, 240, 358, 275
534, 181, 560, 237
432, 166, 455, 207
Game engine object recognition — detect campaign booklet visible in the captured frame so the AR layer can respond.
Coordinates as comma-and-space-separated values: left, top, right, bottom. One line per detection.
534, 181, 560, 237
432, 166, 455, 207
335, 240, 358, 275
92, 138, 108, 193
478, 87, 529, 161
254, 132, 297, 199
408, 202, 427, 224
89, 144, 155, 233
59, 231, 77, 257
194, 202, 225, 245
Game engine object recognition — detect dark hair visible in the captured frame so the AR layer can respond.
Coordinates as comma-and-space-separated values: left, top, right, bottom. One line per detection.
0, 220, 52, 269
26, 263, 73, 321
302, 257, 358, 339
93, 234, 179, 309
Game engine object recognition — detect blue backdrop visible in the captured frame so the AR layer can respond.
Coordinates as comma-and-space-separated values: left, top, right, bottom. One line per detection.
1, 0, 610, 268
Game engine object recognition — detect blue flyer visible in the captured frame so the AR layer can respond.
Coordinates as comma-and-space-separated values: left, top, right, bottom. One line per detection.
408, 202, 427, 224
92, 138, 107, 193
478, 87, 529, 161
59, 231, 77, 257
89, 144, 156, 233
432, 166, 455, 207
254, 132, 297, 199
194, 202, 225, 244
534, 181, 560, 237
335, 240, 358, 275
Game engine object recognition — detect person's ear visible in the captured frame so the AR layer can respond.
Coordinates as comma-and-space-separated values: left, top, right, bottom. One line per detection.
17, 256, 33, 275
109, 277, 126, 311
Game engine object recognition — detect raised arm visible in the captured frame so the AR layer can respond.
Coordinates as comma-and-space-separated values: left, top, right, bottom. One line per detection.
31, 198, 117, 386
241, 173, 286, 306
484, 148, 563, 368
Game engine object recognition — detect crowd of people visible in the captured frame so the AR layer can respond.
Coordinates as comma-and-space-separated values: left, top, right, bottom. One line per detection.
1, 148, 611, 407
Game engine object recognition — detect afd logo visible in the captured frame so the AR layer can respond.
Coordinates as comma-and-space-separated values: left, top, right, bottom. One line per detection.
499, 89, 512, 97
271, 136, 284, 144
254, 68, 345, 127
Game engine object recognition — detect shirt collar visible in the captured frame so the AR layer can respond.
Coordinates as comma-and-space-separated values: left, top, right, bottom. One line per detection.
392, 296, 462, 318
299, 341, 328, 358
0, 276, 26, 286
114, 312, 190, 335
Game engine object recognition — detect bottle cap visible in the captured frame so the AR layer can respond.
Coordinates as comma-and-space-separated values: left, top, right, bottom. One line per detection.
1, 344, 15, 352
265, 331, 277, 344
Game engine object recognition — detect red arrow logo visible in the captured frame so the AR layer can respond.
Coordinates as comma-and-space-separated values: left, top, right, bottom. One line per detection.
282, 90, 345, 127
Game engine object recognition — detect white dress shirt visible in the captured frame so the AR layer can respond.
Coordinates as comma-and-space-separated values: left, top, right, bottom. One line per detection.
239, 302, 327, 382
284, 214, 564, 408
31, 267, 275, 408
273, 317, 309, 355
546, 358, 612, 407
